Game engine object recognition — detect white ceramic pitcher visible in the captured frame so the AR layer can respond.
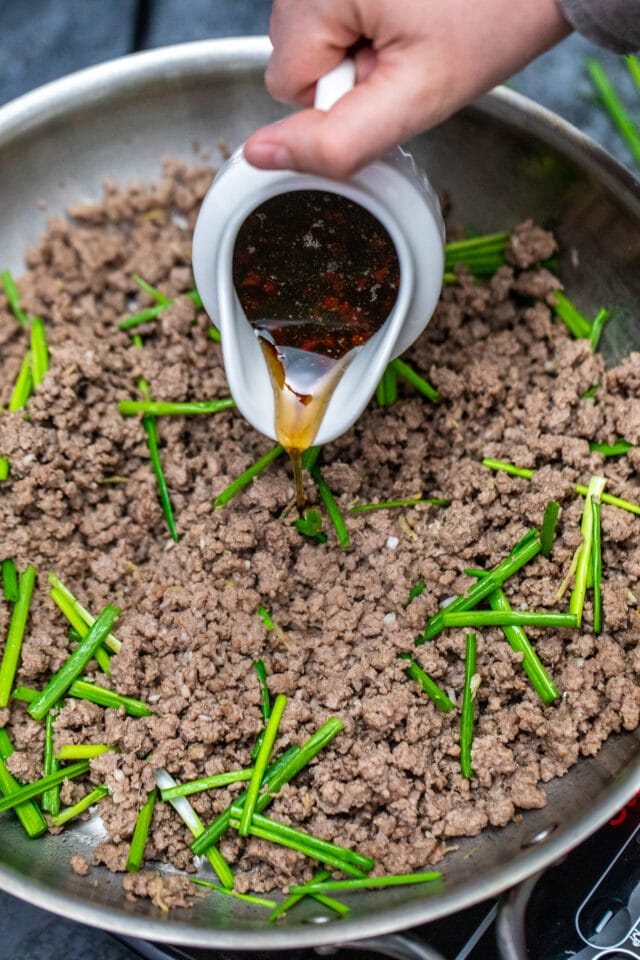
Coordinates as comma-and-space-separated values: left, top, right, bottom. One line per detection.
192, 60, 445, 446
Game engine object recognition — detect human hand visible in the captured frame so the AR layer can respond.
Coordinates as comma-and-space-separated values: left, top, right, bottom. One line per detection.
244, 0, 571, 179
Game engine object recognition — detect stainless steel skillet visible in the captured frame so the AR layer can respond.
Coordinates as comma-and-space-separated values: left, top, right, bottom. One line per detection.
0, 35, 639, 954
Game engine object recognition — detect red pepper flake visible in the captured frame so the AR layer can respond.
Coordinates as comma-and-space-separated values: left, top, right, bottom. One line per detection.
263, 280, 278, 295
322, 296, 340, 310
373, 266, 389, 283
241, 272, 262, 287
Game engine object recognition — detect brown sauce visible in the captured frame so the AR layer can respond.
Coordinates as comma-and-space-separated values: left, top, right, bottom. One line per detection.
232, 189, 400, 509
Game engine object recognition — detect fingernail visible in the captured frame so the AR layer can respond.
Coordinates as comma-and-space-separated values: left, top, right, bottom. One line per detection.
245, 141, 293, 170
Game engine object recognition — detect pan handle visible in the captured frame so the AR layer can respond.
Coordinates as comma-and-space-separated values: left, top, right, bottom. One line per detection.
495, 872, 543, 960
315, 932, 446, 960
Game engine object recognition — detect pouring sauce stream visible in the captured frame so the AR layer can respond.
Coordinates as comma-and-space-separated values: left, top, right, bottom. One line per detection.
233, 190, 400, 510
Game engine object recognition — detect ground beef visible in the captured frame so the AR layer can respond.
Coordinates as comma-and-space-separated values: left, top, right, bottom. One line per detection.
0, 161, 639, 903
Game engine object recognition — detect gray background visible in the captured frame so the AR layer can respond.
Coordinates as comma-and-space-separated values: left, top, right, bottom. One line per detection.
0, 2, 638, 959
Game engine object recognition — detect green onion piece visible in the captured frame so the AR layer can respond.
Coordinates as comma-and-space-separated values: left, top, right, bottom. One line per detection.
207, 326, 222, 342
8, 352, 33, 412
0, 457, 9, 481
235, 807, 373, 873
540, 501, 561, 559
482, 458, 534, 479
136, 378, 179, 542
190, 746, 301, 854
569, 476, 607, 627
270, 869, 333, 922
28, 604, 120, 721
50, 587, 112, 676
301, 445, 322, 472
390, 358, 440, 404
160, 768, 254, 801
254, 660, 271, 724
0, 760, 90, 812
214, 445, 284, 508
510, 528, 540, 556
484, 460, 640, 516
13, 680, 151, 718
0, 270, 29, 325
30, 317, 48, 387
551, 291, 592, 339
119, 303, 166, 330
0, 732, 48, 838
582, 384, 600, 400
0, 564, 36, 708
589, 439, 633, 456
0, 756, 48, 837
589, 308, 610, 352
94, 644, 112, 676
398, 653, 454, 712
626, 54, 640, 91
119, 398, 235, 417
126, 787, 158, 872
238, 693, 288, 836
48, 572, 121, 653
576, 485, 640, 516
132, 334, 144, 348
257, 604, 275, 631
587, 59, 640, 167
441, 610, 577, 629
55, 744, 114, 761
193, 721, 342, 854
132, 274, 171, 305
41, 710, 61, 815
376, 365, 398, 407
463, 568, 489, 578
120, 285, 203, 330
1, 559, 19, 603
351, 497, 450, 512
155, 769, 234, 888
193, 727, 341, 856
310, 466, 350, 547
418, 533, 541, 644
460, 634, 477, 779
591, 498, 603, 634
486, 589, 559, 703
445, 232, 509, 274
289, 872, 443, 895
229, 808, 368, 877
294, 508, 327, 543
51, 785, 109, 827
0, 729, 12, 757
190, 878, 277, 909
404, 581, 426, 607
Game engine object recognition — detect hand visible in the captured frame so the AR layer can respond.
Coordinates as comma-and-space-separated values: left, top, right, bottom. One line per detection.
244, 0, 571, 179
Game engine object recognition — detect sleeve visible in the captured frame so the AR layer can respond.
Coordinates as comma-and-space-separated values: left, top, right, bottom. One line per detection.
557, 0, 640, 53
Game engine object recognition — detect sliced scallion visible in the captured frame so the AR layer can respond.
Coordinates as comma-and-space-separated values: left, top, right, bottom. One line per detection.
155, 769, 234, 888
51, 785, 109, 827
460, 634, 477, 779
214, 445, 284, 508
398, 653, 454, 712
0, 564, 36, 708
126, 787, 158, 873
28, 604, 120, 721
238, 693, 287, 836
119, 398, 235, 417
1, 559, 19, 603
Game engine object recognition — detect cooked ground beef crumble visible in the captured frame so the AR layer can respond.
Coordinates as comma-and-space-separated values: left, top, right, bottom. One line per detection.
0, 161, 639, 905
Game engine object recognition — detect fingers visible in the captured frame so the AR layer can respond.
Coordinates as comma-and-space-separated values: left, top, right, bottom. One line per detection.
265, 0, 361, 105
244, 57, 443, 179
